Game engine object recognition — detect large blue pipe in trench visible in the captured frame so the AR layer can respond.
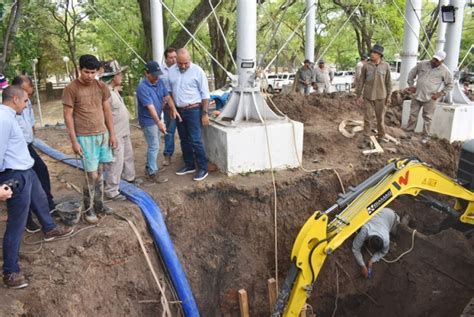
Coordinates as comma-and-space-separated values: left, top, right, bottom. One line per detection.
33, 138, 200, 317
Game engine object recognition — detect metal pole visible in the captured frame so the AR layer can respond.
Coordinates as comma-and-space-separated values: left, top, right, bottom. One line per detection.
32, 60, 43, 127
436, 0, 449, 52
399, 0, 422, 89
444, 0, 466, 73
150, 0, 165, 64
236, 0, 257, 87
305, 0, 316, 63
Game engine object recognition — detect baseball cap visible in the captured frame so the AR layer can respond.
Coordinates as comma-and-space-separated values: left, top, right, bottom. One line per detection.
304, 59, 311, 64
318, 59, 325, 64
145, 61, 163, 77
433, 51, 446, 61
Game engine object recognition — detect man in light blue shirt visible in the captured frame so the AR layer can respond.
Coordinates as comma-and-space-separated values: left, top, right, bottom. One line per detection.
0, 86, 73, 289
13, 75, 56, 232
168, 48, 210, 181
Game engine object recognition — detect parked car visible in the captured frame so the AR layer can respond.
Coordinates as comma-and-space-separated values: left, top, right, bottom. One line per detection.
265, 72, 295, 93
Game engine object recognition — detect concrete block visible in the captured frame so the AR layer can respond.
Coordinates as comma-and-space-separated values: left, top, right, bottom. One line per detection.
203, 120, 303, 175
401, 99, 474, 142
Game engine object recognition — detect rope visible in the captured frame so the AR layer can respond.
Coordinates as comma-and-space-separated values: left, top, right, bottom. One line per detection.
263, 4, 316, 73
114, 212, 173, 317
87, 4, 146, 64
408, 0, 435, 53
381, 229, 417, 263
379, 11, 402, 53
391, 0, 431, 58
159, 0, 233, 79
257, 0, 293, 68
316, 0, 364, 62
207, 0, 237, 70
184, 0, 223, 47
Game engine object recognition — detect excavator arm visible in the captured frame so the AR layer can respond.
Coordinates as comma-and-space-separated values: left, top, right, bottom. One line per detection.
273, 158, 474, 316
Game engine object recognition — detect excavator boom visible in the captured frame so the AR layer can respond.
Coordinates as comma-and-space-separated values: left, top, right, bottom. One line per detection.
273, 158, 474, 316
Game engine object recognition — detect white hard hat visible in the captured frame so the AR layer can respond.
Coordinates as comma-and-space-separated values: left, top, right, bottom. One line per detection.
433, 51, 446, 61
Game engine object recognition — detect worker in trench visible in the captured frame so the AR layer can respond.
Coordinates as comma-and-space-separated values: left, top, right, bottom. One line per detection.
352, 208, 400, 278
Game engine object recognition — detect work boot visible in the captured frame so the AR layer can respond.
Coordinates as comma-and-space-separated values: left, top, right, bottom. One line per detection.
148, 173, 169, 184
93, 181, 113, 215
82, 183, 98, 223
3, 272, 28, 289
163, 155, 171, 166
44, 225, 74, 241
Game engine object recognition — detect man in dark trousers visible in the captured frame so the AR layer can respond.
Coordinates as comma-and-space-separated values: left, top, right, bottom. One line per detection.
13, 75, 55, 232
0, 86, 73, 289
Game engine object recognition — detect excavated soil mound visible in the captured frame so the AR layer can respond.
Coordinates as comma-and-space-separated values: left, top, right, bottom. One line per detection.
1, 94, 472, 316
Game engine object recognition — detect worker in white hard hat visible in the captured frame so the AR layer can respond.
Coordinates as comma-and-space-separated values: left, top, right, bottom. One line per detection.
405, 51, 454, 140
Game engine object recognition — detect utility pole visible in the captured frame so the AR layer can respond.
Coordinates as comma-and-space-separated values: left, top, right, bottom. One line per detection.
305, 0, 316, 63
399, 0, 422, 89
150, 0, 165, 64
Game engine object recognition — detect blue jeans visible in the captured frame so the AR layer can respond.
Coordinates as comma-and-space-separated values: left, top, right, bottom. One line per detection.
176, 107, 208, 171
163, 110, 177, 157
142, 124, 162, 175
0, 169, 56, 274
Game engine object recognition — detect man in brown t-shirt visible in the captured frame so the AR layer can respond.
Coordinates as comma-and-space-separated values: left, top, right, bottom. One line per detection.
63, 54, 117, 224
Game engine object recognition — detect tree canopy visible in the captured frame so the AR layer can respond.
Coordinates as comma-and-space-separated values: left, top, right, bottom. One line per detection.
1, 0, 472, 88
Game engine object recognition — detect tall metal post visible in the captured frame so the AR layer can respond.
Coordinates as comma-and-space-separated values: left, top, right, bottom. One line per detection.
399, 0, 422, 89
444, 0, 466, 73
150, 0, 165, 64
305, 0, 316, 63
216, 0, 281, 124
436, 0, 449, 52
32, 59, 43, 127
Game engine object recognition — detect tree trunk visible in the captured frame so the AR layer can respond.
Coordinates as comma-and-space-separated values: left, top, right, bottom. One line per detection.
170, 0, 220, 49
0, 0, 24, 73
137, 0, 153, 61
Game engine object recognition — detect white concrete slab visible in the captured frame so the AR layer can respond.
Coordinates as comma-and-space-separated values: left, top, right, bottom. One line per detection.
401, 99, 474, 142
203, 120, 304, 175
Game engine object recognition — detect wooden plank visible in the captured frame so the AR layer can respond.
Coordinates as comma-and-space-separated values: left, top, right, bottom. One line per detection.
267, 278, 277, 312
238, 289, 250, 317
370, 136, 384, 153
385, 133, 400, 145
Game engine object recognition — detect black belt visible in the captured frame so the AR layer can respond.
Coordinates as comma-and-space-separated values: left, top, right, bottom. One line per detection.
0, 169, 13, 176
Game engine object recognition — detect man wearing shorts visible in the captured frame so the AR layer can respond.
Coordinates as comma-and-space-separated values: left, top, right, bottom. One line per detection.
63, 55, 117, 224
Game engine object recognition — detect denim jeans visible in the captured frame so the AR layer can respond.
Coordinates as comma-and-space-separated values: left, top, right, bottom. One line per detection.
142, 124, 161, 175
176, 107, 208, 171
0, 169, 56, 274
163, 110, 177, 157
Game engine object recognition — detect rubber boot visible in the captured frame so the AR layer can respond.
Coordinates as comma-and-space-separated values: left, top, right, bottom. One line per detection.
83, 183, 98, 224
94, 178, 112, 215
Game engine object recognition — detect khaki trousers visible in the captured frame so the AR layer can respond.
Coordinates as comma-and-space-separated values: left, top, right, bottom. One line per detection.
363, 98, 386, 137
104, 134, 136, 198
406, 98, 436, 136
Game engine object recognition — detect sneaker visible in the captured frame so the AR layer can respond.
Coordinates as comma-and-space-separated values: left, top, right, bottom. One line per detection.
176, 166, 196, 176
25, 220, 41, 234
107, 193, 127, 201
125, 178, 144, 186
84, 209, 99, 224
3, 272, 28, 289
163, 155, 171, 166
44, 225, 74, 241
193, 170, 208, 181
149, 174, 168, 183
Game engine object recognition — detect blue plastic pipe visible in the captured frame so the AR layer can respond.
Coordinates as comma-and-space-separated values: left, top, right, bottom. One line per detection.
33, 139, 200, 317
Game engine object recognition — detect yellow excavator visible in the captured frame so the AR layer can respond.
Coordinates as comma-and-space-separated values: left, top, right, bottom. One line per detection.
272, 141, 474, 316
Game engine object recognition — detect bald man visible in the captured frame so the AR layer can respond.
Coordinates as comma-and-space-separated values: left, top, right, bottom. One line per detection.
166, 48, 210, 181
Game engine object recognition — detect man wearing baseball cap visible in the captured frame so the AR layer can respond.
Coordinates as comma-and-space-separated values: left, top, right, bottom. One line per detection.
136, 61, 179, 183
405, 51, 453, 139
